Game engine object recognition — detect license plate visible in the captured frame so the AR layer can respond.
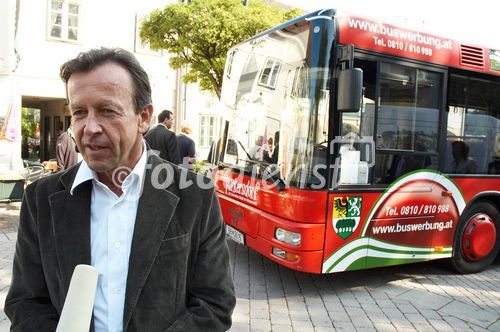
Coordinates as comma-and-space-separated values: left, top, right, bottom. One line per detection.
226, 224, 245, 245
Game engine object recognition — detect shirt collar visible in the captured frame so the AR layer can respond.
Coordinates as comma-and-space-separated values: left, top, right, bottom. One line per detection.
70, 140, 148, 195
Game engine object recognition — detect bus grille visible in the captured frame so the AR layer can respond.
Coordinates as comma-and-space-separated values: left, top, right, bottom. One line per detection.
460, 44, 484, 68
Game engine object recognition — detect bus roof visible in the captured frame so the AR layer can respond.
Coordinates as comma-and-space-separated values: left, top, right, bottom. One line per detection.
246, 9, 500, 77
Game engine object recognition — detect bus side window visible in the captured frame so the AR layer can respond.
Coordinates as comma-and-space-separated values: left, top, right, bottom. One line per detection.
490, 133, 500, 174
374, 64, 440, 183
445, 75, 500, 175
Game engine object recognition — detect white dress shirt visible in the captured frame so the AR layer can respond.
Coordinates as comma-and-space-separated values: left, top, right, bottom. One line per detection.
70, 142, 147, 332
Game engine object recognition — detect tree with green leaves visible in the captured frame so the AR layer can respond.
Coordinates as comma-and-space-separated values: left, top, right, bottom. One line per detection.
140, 0, 301, 99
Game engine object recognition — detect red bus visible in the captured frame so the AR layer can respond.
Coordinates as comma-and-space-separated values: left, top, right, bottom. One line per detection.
213, 9, 500, 274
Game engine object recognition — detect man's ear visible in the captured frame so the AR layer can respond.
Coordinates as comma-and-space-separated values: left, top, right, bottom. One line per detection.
139, 104, 153, 134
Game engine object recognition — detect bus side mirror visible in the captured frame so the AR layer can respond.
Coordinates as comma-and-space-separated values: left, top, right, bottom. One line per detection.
338, 68, 363, 112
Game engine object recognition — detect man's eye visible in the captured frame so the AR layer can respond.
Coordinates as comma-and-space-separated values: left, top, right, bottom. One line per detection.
72, 110, 85, 117
102, 109, 116, 115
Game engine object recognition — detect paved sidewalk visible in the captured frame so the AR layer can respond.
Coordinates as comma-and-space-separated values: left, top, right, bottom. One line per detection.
1, 203, 499, 331
228, 241, 500, 332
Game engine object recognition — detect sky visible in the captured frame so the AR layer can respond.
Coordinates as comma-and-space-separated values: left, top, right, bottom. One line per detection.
280, 0, 500, 49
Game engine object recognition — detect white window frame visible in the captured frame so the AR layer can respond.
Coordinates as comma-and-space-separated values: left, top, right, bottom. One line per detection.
47, 0, 81, 42
225, 50, 236, 78
134, 13, 162, 55
199, 114, 217, 149
258, 58, 281, 89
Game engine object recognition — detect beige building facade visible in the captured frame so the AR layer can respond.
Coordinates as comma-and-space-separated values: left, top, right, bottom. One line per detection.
0, 0, 220, 185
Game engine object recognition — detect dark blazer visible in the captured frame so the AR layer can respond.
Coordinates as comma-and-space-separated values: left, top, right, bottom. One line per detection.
177, 133, 196, 165
5, 153, 235, 331
144, 124, 181, 164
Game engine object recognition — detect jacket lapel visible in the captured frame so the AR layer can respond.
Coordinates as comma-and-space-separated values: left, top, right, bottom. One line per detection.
123, 156, 180, 327
49, 167, 92, 290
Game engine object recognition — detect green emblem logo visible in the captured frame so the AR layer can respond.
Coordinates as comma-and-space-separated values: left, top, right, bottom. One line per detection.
333, 196, 362, 239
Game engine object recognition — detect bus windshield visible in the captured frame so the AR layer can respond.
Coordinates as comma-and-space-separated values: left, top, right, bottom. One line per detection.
219, 19, 331, 189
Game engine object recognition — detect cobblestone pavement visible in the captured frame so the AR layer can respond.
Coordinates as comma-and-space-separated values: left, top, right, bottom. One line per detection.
228, 241, 500, 332
1, 204, 499, 331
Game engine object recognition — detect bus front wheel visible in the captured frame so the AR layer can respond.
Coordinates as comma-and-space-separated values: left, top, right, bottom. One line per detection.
451, 201, 499, 274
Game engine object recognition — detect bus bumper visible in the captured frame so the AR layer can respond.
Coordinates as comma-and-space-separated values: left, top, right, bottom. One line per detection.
246, 235, 324, 273
218, 192, 326, 273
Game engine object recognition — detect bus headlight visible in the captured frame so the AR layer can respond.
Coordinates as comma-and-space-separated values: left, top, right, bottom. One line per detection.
275, 228, 301, 245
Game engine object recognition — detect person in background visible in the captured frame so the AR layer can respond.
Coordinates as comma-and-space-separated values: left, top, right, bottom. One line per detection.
489, 135, 500, 174
452, 140, 477, 174
55, 122, 64, 140
55, 125, 79, 170
163, 109, 174, 130
266, 137, 274, 156
177, 122, 197, 168
264, 131, 279, 164
379, 130, 397, 149
248, 135, 263, 160
4, 47, 235, 331
144, 109, 180, 164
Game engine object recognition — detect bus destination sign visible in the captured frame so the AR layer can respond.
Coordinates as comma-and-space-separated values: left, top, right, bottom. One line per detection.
338, 15, 457, 65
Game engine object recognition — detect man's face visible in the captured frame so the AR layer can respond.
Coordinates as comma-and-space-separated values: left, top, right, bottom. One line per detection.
452, 143, 465, 161
165, 115, 174, 129
68, 62, 151, 180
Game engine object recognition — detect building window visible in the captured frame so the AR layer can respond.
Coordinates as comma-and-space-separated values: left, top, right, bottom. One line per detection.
258, 58, 281, 89
134, 14, 162, 55
199, 115, 217, 149
47, 0, 80, 42
225, 50, 236, 78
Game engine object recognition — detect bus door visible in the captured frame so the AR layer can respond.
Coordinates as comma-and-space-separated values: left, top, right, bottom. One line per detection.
324, 57, 455, 272
370, 61, 451, 267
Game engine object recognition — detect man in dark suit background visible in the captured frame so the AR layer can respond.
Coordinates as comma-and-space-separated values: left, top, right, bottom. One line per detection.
5, 47, 235, 331
144, 110, 181, 164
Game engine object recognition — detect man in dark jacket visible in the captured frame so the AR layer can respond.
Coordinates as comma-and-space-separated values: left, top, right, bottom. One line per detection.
144, 110, 181, 164
5, 47, 235, 332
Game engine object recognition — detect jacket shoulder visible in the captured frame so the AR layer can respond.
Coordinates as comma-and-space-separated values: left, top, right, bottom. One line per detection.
24, 173, 63, 203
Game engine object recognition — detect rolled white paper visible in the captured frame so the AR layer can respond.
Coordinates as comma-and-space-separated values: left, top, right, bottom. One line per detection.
56, 264, 98, 332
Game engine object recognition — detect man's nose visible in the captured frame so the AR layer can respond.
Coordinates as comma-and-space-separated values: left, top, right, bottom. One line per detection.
84, 112, 102, 136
